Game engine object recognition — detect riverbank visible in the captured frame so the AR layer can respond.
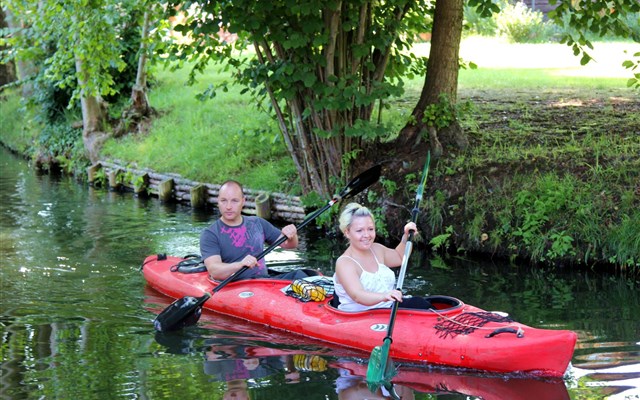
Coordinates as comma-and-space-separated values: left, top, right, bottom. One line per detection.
419, 87, 639, 270
1, 39, 638, 270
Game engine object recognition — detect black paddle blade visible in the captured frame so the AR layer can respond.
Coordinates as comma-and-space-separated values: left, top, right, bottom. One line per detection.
340, 164, 382, 200
153, 293, 210, 332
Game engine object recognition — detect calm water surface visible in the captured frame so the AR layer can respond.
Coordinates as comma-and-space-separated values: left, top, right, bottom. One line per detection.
1, 147, 638, 399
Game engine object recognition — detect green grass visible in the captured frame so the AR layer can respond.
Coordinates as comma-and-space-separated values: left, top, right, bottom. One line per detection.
102, 38, 635, 194
456, 68, 629, 90
101, 65, 297, 192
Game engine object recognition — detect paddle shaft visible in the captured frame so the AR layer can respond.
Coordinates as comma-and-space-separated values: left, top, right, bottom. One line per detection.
383, 218, 416, 340
382, 153, 430, 341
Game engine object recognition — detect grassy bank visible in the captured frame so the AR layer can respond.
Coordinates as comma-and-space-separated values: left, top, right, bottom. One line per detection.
1, 38, 638, 269
102, 67, 297, 192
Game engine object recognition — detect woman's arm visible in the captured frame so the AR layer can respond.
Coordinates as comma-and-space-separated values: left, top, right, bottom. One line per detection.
381, 222, 417, 268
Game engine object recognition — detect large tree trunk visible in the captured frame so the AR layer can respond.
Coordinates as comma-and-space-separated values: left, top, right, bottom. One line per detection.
397, 0, 466, 158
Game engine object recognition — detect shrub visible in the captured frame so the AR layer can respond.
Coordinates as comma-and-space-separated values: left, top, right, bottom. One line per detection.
495, 1, 554, 43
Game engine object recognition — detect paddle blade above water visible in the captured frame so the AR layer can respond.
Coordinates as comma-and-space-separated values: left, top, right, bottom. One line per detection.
153, 293, 210, 332
340, 164, 382, 200
366, 340, 397, 392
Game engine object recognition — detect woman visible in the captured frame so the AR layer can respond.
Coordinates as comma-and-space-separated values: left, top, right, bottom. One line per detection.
332, 203, 431, 311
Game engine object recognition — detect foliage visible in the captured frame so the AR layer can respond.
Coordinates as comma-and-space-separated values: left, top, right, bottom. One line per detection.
548, 0, 640, 68
430, 225, 454, 253
494, 1, 555, 43
422, 94, 474, 129
0, 89, 36, 154
2, 0, 162, 163
160, 0, 435, 197
464, 0, 503, 36
35, 122, 85, 169
4, 0, 125, 101
622, 51, 640, 88
511, 175, 579, 262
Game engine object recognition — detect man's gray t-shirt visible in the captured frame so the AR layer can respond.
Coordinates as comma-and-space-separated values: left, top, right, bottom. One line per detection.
200, 216, 282, 279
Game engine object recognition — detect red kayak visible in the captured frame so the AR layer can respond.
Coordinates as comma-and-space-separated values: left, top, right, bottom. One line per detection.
142, 254, 577, 378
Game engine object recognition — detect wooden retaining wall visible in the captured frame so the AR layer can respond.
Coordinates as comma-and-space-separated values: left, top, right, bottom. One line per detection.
88, 160, 307, 223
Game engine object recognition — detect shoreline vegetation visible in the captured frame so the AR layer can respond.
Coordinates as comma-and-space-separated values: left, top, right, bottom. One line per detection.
1, 38, 638, 271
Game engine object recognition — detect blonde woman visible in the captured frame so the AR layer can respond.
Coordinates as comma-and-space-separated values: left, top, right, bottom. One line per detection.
332, 203, 432, 311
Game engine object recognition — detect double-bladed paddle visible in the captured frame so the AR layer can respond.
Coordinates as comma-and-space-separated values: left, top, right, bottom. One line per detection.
153, 164, 382, 332
366, 152, 431, 391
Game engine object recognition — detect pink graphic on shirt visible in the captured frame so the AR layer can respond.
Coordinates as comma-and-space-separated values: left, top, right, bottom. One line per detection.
222, 225, 247, 248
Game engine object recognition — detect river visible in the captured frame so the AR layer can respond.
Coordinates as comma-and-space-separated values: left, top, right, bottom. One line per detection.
1, 146, 638, 399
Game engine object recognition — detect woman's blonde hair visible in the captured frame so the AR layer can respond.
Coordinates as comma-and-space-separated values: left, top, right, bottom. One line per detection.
339, 203, 374, 233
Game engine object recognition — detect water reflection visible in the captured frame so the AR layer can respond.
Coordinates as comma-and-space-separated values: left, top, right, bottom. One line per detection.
152, 310, 572, 400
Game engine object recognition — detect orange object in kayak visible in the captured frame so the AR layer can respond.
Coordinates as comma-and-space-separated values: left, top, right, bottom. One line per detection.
142, 254, 577, 378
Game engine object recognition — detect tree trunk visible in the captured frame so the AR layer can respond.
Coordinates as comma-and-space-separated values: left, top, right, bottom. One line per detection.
2, 6, 36, 97
130, 10, 151, 116
398, 0, 466, 157
76, 55, 109, 163
0, 8, 17, 89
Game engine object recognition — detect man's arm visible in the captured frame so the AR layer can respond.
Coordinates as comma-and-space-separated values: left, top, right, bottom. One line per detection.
203, 254, 258, 281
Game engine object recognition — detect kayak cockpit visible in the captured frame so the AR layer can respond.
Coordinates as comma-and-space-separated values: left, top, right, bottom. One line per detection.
326, 294, 463, 314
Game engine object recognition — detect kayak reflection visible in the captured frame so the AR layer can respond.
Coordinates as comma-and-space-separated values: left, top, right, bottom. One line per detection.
334, 360, 570, 400
203, 349, 300, 400
201, 343, 412, 400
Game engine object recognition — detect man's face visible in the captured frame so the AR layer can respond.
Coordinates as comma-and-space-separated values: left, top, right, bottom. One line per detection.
218, 183, 245, 225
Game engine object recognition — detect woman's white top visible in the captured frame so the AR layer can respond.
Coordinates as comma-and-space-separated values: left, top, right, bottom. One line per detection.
332, 249, 396, 311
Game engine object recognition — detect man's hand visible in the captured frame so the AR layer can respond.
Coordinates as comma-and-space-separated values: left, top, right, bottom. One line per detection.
240, 254, 258, 268
281, 224, 297, 239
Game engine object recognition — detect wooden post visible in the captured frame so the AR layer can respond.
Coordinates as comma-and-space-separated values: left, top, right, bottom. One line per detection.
158, 179, 175, 202
86, 163, 102, 184
108, 169, 122, 190
133, 173, 149, 195
190, 184, 208, 209
255, 192, 271, 220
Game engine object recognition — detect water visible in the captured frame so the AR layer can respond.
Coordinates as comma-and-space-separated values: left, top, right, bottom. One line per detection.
1, 146, 638, 399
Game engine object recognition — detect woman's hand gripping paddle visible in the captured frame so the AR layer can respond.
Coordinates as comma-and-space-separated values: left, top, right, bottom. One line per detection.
366, 152, 430, 392
153, 164, 382, 332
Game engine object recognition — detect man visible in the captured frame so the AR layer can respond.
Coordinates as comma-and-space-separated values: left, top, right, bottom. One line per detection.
200, 180, 299, 281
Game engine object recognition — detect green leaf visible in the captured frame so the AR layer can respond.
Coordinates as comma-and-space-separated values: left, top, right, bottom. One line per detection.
580, 53, 591, 65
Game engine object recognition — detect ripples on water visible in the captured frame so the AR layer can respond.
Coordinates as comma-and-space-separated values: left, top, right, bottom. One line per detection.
1, 147, 638, 399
